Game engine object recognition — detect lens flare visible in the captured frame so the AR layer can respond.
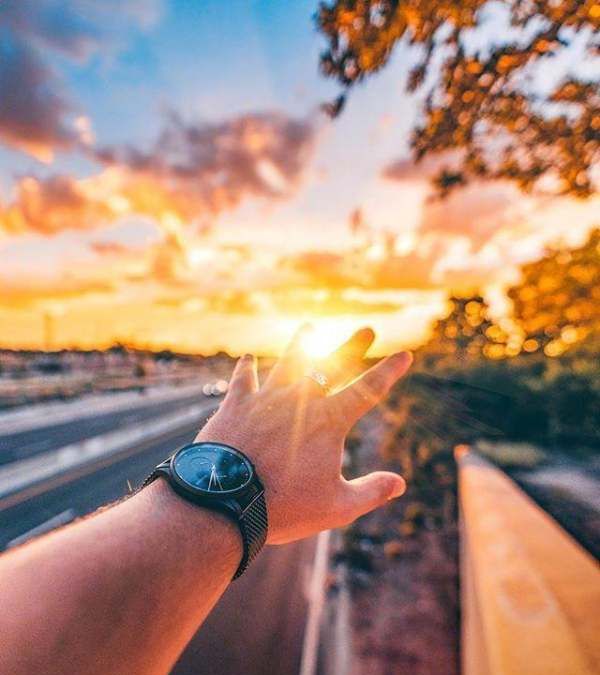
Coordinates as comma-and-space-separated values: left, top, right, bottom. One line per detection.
299, 322, 347, 359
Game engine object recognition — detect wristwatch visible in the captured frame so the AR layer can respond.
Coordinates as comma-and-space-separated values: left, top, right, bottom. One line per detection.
142, 441, 268, 579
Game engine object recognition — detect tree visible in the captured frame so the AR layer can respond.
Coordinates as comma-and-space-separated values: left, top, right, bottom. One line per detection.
316, 0, 600, 197
508, 228, 600, 355
417, 294, 506, 366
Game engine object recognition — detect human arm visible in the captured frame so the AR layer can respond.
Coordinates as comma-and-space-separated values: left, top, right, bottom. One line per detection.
0, 329, 412, 675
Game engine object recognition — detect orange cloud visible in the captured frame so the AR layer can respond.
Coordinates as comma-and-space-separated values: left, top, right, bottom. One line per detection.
0, 175, 114, 235
0, 277, 115, 309
280, 247, 439, 291
383, 153, 538, 250
92, 112, 316, 219
0, 112, 316, 237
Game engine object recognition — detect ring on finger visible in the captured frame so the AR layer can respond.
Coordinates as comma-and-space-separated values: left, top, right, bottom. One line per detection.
305, 369, 331, 395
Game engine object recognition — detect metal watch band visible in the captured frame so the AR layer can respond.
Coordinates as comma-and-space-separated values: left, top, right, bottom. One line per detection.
234, 491, 268, 579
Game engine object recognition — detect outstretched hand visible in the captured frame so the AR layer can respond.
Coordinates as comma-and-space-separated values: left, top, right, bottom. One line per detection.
198, 327, 412, 544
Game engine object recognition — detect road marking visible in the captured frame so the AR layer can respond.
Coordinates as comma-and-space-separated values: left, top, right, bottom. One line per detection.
299, 529, 331, 675
6, 508, 77, 549
0, 424, 191, 511
0, 384, 207, 435
0, 403, 218, 511
0, 403, 215, 501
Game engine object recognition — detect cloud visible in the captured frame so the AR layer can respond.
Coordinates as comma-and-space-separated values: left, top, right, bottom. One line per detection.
0, 112, 316, 236
0, 0, 162, 159
90, 241, 135, 257
279, 251, 358, 289
93, 112, 316, 218
419, 183, 527, 248
382, 152, 461, 182
0, 174, 118, 235
382, 153, 534, 250
0, 39, 78, 161
381, 153, 600, 291
0, 277, 115, 310
1, 1, 103, 61
0, 0, 163, 61
280, 247, 439, 291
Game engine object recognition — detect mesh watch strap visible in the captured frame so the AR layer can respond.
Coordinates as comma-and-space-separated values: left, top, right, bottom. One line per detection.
234, 491, 268, 579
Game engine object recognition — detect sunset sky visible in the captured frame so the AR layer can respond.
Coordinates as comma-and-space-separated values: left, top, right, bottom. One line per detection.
1, 0, 598, 355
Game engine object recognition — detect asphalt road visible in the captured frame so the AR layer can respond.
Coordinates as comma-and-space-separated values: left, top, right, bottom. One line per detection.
0, 414, 315, 675
0, 391, 208, 465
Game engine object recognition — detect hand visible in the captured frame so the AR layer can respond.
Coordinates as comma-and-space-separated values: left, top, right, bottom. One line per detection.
197, 327, 412, 545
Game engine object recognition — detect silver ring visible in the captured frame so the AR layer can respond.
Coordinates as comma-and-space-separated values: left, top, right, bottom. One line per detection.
306, 369, 331, 395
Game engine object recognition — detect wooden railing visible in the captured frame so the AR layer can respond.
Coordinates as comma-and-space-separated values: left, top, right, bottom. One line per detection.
456, 447, 600, 675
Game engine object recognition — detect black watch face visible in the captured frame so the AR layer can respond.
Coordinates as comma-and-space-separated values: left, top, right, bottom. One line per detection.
172, 443, 253, 494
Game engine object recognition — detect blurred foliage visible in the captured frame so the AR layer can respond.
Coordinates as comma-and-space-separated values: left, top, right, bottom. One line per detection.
404, 228, 599, 452
372, 228, 599, 544
509, 228, 600, 353
316, 0, 600, 197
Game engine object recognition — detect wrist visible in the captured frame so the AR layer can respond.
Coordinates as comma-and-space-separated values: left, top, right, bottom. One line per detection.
140, 478, 243, 575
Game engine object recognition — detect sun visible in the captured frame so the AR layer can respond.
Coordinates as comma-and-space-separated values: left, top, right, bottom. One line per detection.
298, 322, 347, 359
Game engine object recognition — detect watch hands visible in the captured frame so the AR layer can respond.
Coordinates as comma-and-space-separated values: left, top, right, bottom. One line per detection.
207, 464, 227, 491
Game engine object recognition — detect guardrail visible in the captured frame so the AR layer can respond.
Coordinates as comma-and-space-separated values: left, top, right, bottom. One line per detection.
456, 447, 600, 675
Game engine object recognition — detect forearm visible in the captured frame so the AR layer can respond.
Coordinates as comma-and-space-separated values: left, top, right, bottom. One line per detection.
0, 480, 241, 675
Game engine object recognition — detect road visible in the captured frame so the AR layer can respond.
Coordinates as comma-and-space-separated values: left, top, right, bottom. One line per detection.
0, 407, 316, 675
0, 390, 208, 465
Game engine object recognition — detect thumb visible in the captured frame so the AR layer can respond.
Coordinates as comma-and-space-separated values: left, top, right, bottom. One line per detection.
345, 471, 406, 520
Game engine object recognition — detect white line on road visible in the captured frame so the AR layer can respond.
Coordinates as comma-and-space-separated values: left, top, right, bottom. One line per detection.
299, 529, 331, 675
0, 384, 207, 435
6, 508, 77, 549
0, 402, 215, 501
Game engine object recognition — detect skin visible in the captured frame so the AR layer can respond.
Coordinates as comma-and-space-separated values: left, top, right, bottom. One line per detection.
0, 327, 412, 675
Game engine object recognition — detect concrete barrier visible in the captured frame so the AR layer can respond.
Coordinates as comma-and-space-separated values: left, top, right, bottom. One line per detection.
456, 448, 600, 675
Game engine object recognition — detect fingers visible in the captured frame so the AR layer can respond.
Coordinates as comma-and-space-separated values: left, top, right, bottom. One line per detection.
227, 354, 258, 398
326, 327, 374, 364
331, 351, 412, 421
264, 324, 311, 388
322, 327, 375, 390
342, 471, 406, 521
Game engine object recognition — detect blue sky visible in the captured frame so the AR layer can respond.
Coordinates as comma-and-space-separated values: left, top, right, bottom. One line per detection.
51, 0, 335, 148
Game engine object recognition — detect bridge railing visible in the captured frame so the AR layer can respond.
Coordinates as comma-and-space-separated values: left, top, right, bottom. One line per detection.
456, 447, 600, 675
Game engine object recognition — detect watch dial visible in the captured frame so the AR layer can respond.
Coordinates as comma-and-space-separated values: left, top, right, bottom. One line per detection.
173, 443, 252, 493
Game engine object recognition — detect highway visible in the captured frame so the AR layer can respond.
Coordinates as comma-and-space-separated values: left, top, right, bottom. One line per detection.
0, 390, 207, 465
0, 400, 316, 675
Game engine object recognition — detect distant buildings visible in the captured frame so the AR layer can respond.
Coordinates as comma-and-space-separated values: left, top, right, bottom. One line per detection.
0, 347, 235, 409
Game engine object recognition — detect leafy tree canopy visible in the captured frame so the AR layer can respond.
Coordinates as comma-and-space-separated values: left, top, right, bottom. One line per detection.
316, 0, 600, 197
509, 227, 600, 354
417, 227, 600, 361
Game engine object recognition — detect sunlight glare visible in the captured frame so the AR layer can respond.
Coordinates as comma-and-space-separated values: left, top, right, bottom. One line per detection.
299, 322, 347, 359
